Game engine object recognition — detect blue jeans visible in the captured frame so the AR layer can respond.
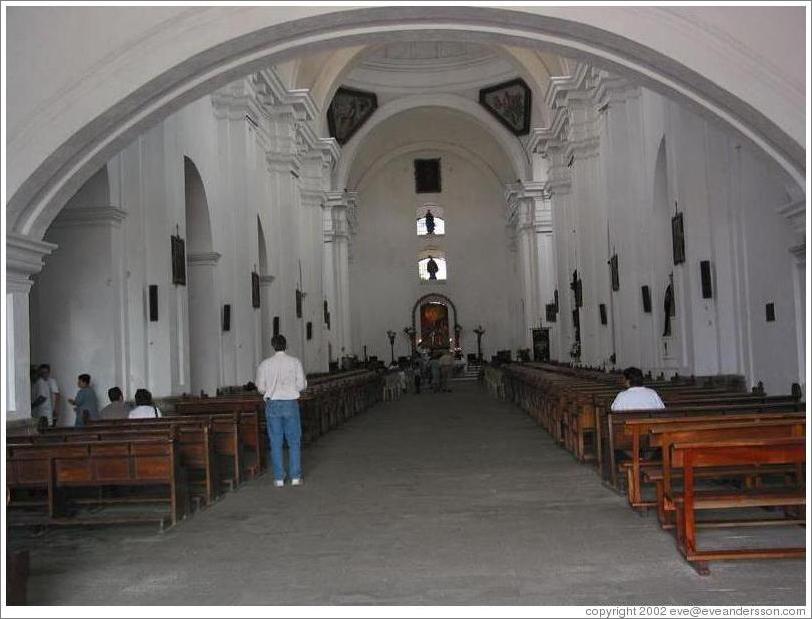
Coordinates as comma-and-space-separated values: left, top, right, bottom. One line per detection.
265, 399, 302, 482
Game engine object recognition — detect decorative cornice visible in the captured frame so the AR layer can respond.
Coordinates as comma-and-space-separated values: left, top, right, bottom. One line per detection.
50, 205, 127, 229
187, 251, 221, 266
6, 232, 57, 286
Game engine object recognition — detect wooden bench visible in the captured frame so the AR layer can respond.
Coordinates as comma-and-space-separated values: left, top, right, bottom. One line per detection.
646, 419, 805, 526
619, 411, 805, 509
19, 421, 218, 507
7, 436, 188, 529
671, 437, 805, 574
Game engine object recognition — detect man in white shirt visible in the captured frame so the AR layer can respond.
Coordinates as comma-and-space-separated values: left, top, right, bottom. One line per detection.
610, 367, 666, 411
31, 364, 61, 427
256, 334, 307, 487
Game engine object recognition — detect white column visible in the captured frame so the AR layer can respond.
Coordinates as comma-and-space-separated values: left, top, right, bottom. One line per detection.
506, 183, 544, 351
6, 233, 56, 427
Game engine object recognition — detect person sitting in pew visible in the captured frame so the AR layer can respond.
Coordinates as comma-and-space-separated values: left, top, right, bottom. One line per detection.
610, 367, 665, 411
99, 386, 130, 420
68, 373, 99, 427
128, 388, 162, 419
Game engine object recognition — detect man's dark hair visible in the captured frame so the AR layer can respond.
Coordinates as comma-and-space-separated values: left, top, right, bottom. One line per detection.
38, 364, 50, 371
271, 334, 287, 351
623, 366, 645, 387
78, 373, 91, 385
134, 388, 153, 406
108, 387, 123, 402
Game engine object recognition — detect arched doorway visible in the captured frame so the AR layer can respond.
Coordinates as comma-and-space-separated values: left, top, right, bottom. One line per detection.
184, 157, 220, 395
412, 293, 459, 352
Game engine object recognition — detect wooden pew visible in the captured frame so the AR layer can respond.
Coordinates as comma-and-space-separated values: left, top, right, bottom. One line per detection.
671, 437, 805, 575
645, 419, 805, 526
17, 422, 217, 507
619, 410, 805, 509
7, 436, 188, 529
603, 401, 804, 488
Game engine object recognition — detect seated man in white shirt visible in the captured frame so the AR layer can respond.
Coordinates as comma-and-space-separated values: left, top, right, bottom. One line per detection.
128, 388, 162, 419
610, 367, 666, 411
256, 334, 307, 487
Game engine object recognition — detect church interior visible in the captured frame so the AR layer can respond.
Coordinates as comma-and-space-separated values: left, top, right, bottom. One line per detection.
3, 4, 808, 610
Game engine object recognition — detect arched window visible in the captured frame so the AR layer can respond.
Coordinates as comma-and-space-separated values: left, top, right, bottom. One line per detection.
418, 251, 447, 281
416, 204, 445, 236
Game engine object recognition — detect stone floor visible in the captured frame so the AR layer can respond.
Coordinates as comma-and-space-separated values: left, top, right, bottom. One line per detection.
9, 383, 807, 605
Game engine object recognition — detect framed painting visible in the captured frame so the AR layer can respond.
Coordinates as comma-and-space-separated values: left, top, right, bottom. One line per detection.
641, 285, 652, 313
414, 159, 441, 194
599, 303, 608, 325
296, 289, 302, 318
479, 78, 532, 136
609, 254, 619, 291
327, 87, 378, 145
171, 235, 186, 286
545, 303, 557, 323
671, 212, 686, 265
251, 272, 260, 308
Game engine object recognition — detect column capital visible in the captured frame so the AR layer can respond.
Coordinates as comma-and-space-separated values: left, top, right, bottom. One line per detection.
6, 232, 57, 291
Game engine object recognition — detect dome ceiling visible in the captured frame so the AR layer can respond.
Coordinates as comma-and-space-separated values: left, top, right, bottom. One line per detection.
343, 42, 519, 94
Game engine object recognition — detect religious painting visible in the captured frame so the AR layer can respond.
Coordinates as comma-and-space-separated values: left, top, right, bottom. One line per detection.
532, 328, 550, 362
251, 272, 260, 309
641, 285, 652, 313
420, 302, 449, 350
327, 87, 378, 145
479, 78, 532, 136
414, 159, 441, 194
609, 254, 619, 291
671, 212, 686, 265
171, 234, 186, 286
545, 303, 557, 323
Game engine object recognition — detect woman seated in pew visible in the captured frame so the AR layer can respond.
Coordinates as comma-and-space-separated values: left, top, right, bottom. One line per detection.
128, 388, 162, 419
610, 367, 665, 411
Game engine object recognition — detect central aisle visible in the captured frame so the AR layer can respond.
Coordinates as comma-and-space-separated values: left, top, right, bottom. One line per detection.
24, 383, 805, 605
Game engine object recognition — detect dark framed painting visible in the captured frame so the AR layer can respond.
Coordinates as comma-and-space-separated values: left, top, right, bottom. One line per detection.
609, 254, 619, 291
295, 289, 302, 318
306, 322, 313, 340
171, 235, 186, 286
414, 159, 441, 194
222, 304, 231, 332
327, 86, 378, 145
641, 285, 652, 313
545, 303, 557, 323
251, 272, 260, 309
671, 212, 686, 265
479, 78, 532, 136
599, 303, 608, 325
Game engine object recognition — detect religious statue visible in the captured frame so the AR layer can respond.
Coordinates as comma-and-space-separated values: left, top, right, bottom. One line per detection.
426, 255, 439, 280
662, 281, 675, 337
424, 210, 436, 235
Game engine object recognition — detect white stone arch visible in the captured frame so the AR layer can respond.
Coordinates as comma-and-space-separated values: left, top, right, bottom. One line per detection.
334, 93, 530, 190
7, 6, 805, 242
